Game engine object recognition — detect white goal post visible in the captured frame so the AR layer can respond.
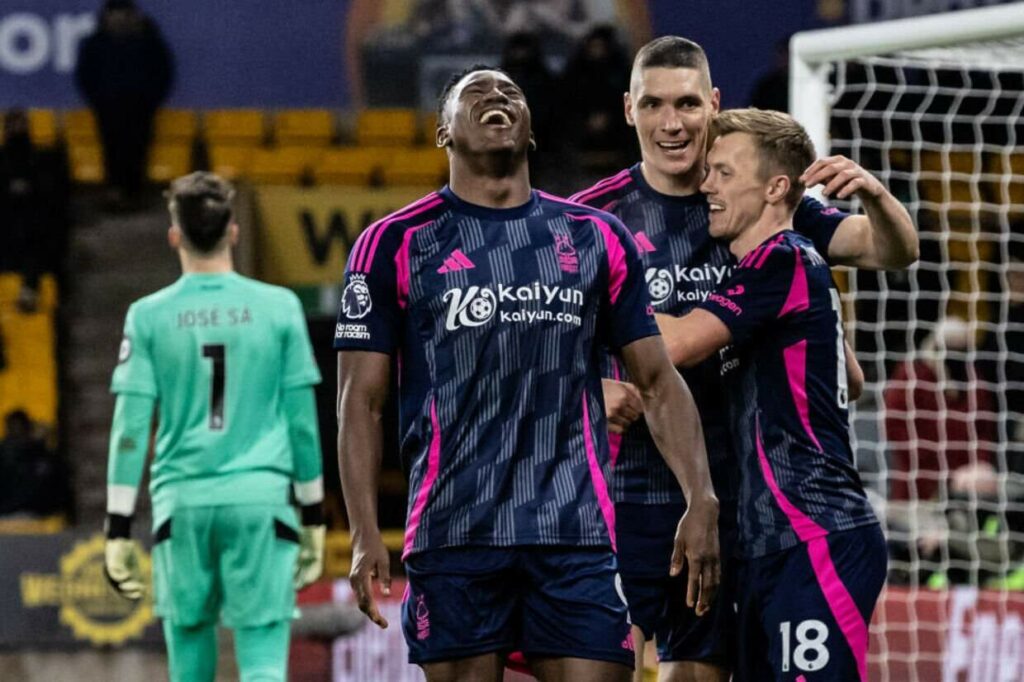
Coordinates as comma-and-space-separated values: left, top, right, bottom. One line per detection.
791, 3, 1024, 157
789, 5, 1024, 681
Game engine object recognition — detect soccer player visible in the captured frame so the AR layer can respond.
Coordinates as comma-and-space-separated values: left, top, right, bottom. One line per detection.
335, 66, 719, 682
103, 172, 326, 682
657, 109, 886, 682
570, 36, 914, 681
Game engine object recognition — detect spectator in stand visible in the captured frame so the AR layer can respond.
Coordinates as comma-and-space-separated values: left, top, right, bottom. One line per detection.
559, 25, 632, 174
748, 37, 790, 113
0, 410, 69, 517
74, 0, 174, 208
0, 110, 43, 312
884, 317, 997, 504
501, 31, 558, 186
884, 317, 1000, 585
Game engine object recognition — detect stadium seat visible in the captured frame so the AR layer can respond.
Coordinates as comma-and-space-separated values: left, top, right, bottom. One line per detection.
381, 147, 448, 186
0, 273, 58, 430
247, 146, 323, 184
356, 109, 418, 146
208, 144, 255, 180
27, 109, 58, 148
63, 109, 99, 144
66, 142, 104, 184
986, 150, 1024, 210
204, 109, 266, 145
273, 109, 334, 146
147, 143, 193, 183
421, 112, 440, 143
154, 109, 198, 144
313, 147, 392, 185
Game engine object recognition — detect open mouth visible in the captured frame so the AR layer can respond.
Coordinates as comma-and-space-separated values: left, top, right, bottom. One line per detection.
656, 140, 690, 154
708, 202, 725, 213
479, 108, 514, 127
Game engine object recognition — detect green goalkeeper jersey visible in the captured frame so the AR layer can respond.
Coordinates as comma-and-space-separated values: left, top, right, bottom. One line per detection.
110, 272, 321, 522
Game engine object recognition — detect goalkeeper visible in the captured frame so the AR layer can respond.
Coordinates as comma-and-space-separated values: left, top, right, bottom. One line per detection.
103, 172, 326, 682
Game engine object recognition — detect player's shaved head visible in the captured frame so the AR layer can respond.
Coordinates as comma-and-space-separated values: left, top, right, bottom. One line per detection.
166, 172, 234, 253
710, 108, 815, 208
631, 36, 713, 95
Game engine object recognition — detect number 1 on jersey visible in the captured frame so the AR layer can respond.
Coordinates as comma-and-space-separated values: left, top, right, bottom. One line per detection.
202, 344, 226, 431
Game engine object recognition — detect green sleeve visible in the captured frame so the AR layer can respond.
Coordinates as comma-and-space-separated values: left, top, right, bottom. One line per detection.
106, 392, 155, 516
281, 293, 322, 390
284, 385, 323, 505
111, 304, 158, 398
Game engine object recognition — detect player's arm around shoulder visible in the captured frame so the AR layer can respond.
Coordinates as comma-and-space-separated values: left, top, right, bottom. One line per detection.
619, 336, 720, 615
801, 155, 919, 269
655, 309, 732, 369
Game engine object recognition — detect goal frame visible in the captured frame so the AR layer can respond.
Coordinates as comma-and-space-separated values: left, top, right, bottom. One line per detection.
789, 3, 1024, 160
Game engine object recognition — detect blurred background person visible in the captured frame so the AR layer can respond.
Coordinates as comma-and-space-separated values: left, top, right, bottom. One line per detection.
559, 25, 632, 179
883, 317, 999, 584
0, 110, 44, 313
500, 31, 559, 188
747, 36, 790, 112
0, 409, 68, 518
74, 0, 174, 208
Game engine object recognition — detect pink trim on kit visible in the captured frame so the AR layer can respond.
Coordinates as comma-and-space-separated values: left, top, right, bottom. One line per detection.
783, 339, 823, 451
566, 212, 628, 305
568, 169, 632, 204
402, 399, 442, 559
394, 220, 435, 308
582, 391, 617, 550
353, 194, 441, 272
755, 421, 868, 681
778, 247, 810, 318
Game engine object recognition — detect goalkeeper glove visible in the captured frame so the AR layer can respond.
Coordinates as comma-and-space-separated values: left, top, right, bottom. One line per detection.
295, 525, 326, 590
104, 514, 145, 600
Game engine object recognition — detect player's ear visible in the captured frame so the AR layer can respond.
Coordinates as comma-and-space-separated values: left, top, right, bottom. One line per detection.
436, 120, 450, 148
168, 225, 181, 250
624, 91, 635, 127
765, 174, 790, 205
528, 132, 537, 151
710, 87, 721, 114
228, 223, 239, 246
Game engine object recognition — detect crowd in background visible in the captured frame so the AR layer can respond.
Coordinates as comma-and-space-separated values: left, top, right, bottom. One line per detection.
0, 1, 1022, 593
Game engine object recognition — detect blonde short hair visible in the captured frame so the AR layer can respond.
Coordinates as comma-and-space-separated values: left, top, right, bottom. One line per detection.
710, 108, 815, 209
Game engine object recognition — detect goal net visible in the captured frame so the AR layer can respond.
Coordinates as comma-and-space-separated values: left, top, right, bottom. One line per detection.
791, 6, 1024, 681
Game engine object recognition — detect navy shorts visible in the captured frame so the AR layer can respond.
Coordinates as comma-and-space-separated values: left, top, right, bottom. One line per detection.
734, 524, 887, 681
615, 501, 735, 666
402, 546, 634, 668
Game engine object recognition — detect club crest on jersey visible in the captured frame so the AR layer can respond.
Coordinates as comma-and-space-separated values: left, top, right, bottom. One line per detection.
645, 267, 675, 305
341, 275, 372, 320
118, 336, 132, 363
443, 286, 497, 330
554, 234, 579, 273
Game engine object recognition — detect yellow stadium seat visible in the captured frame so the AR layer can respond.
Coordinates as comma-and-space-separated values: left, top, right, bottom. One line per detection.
986, 151, 1024, 210
0, 273, 58, 431
356, 109, 418, 146
67, 142, 104, 184
247, 146, 323, 184
421, 112, 440, 143
204, 109, 265, 145
27, 109, 58, 147
208, 144, 255, 181
148, 143, 193, 183
381, 147, 448, 186
155, 109, 198, 143
313, 147, 393, 185
273, 109, 334, 145
63, 109, 99, 144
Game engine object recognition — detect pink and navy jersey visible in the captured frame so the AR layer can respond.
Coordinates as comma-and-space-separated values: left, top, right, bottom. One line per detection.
333, 186, 659, 558
698, 230, 878, 558
571, 165, 847, 508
